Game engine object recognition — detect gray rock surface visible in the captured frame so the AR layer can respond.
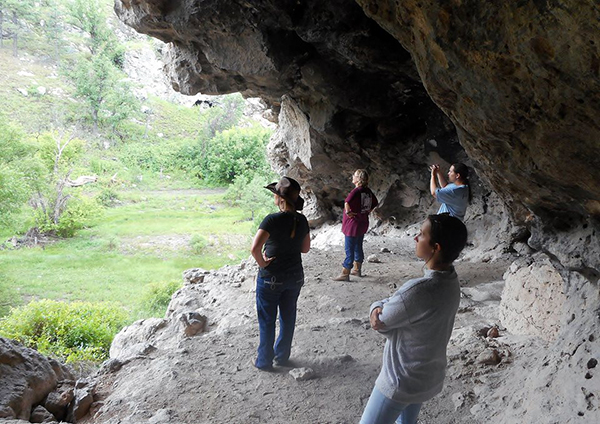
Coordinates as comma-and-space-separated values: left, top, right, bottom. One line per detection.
104, 1, 600, 422
0, 338, 73, 421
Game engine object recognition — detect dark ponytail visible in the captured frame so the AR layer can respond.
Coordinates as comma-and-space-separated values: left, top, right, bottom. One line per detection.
452, 163, 472, 203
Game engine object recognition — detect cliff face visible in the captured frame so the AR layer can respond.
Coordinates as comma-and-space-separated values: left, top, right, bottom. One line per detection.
114, 1, 600, 422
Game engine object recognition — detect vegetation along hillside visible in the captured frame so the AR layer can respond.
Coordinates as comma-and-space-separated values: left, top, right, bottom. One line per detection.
0, 0, 276, 364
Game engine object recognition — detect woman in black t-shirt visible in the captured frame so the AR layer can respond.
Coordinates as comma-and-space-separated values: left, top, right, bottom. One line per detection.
250, 176, 310, 370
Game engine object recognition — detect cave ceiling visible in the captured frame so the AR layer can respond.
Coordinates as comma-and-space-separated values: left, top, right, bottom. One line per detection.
115, 0, 600, 230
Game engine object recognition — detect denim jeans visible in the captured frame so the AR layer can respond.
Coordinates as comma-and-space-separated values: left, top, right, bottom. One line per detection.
343, 235, 364, 269
255, 273, 304, 369
359, 386, 422, 424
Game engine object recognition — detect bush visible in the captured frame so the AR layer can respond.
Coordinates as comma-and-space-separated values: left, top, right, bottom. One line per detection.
204, 125, 272, 184
226, 173, 277, 233
138, 281, 182, 318
190, 234, 209, 255
35, 195, 102, 237
96, 187, 120, 207
0, 300, 129, 363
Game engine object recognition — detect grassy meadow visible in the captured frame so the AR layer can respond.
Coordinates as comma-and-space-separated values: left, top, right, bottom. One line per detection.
0, 189, 255, 318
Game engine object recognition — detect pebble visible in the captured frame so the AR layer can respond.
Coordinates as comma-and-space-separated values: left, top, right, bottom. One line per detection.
289, 367, 316, 381
451, 392, 465, 410
367, 254, 381, 263
487, 326, 500, 338
476, 349, 502, 365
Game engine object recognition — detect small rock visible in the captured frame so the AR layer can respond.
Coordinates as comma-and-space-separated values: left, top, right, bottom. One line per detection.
367, 254, 381, 263
44, 381, 74, 420
37, 86, 47, 95
451, 392, 465, 410
149, 408, 177, 424
30, 405, 56, 423
380, 247, 390, 253
477, 326, 491, 337
179, 312, 207, 337
289, 367, 315, 381
183, 268, 209, 284
469, 403, 486, 415
487, 326, 500, 338
587, 358, 598, 369
68, 387, 93, 422
476, 349, 502, 365
388, 283, 397, 289
102, 358, 123, 373
335, 305, 347, 312
17, 88, 28, 96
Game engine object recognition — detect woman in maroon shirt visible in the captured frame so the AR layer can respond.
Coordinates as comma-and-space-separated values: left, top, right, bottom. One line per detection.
333, 169, 378, 281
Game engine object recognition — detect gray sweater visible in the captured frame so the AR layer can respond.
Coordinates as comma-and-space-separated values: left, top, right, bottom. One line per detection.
369, 267, 460, 404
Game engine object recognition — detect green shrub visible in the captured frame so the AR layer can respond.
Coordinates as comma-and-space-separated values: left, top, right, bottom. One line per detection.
0, 300, 129, 363
35, 195, 102, 237
89, 157, 121, 176
204, 125, 272, 185
190, 234, 209, 254
138, 281, 182, 318
226, 173, 277, 233
96, 187, 120, 207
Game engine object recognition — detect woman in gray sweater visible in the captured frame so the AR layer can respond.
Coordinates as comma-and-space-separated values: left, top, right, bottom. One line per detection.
360, 213, 468, 424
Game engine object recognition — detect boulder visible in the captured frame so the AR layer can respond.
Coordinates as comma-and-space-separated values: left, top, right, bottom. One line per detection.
0, 338, 73, 420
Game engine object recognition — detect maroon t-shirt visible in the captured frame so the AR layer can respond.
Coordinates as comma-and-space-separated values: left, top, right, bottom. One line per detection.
341, 186, 378, 237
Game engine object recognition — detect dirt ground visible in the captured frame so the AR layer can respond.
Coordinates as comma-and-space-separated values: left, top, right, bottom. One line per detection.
80, 224, 516, 424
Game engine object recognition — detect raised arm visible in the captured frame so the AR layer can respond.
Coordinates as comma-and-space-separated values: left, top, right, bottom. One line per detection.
430, 165, 439, 197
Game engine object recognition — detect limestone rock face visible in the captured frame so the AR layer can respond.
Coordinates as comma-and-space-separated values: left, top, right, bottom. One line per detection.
357, 0, 600, 221
499, 253, 566, 341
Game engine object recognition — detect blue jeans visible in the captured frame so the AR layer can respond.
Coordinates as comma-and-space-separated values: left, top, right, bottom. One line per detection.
360, 387, 422, 424
343, 235, 364, 269
255, 274, 304, 369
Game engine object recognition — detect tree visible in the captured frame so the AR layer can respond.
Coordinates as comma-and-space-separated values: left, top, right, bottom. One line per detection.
0, 116, 35, 227
40, 0, 68, 62
0, 0, 39, 56
67, 0, 137, 131
29, 130, 101, 237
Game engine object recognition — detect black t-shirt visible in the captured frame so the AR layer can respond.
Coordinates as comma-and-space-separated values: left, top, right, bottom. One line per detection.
258, 211, 310, 280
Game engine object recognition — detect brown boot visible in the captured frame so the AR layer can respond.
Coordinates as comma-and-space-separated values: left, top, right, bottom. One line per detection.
333, 267, 350, 281
350, 261, 362, 277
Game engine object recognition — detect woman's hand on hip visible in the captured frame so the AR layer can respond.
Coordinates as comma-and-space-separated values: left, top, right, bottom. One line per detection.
262, 253, 275, 268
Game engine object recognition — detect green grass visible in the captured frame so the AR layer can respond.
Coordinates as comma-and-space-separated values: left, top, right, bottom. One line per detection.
0, 190, 254, 319
0, 49, 77, 133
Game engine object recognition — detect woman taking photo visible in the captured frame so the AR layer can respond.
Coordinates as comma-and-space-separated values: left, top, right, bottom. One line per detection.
250, 176, 310, 370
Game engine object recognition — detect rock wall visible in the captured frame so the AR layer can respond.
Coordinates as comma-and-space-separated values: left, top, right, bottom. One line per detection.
0, 338, 92, 423
112, 1, 600, 421
499, 253, 567, 341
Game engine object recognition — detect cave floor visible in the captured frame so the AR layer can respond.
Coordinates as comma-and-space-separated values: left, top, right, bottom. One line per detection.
84, 230, 518, 424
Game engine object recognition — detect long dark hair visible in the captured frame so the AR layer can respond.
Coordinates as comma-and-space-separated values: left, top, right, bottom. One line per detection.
277, 196, 298, 239
452, 163, 472, 203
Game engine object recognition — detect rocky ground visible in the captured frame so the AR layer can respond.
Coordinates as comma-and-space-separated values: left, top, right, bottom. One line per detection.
65, 223, 522, 424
